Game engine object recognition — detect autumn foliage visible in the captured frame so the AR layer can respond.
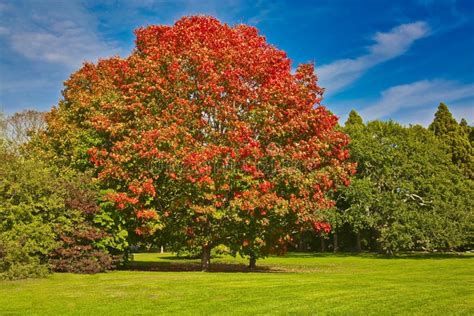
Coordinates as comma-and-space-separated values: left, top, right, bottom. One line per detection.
47, 16, 354, 270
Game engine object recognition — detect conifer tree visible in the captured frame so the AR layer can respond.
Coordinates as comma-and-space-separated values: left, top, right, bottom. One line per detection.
345, 110, 364, 127
429, 103, 473, 179
429, 103, 458, 136
460, 118, 474, 143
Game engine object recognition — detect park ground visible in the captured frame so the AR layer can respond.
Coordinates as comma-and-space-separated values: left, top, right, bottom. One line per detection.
1, 252, 473, 315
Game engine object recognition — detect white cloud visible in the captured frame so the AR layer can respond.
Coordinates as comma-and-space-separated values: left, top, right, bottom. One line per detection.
396, 103, 474, 127
359, 79, 474, 124
369, 22, 429, 60
318, 22, 430, 95
0, 1, 121, 69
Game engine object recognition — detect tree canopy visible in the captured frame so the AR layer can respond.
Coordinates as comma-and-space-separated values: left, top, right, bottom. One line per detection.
333, 113, 473, 254
429, 103, 473, 178
41, 16, 354, 270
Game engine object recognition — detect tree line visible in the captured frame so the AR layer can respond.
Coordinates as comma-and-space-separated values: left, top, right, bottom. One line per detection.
2, 102, 471, 279
294, 105, 473, 255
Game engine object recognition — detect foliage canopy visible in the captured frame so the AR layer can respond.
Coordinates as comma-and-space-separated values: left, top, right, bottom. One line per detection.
43, 16, 354, 269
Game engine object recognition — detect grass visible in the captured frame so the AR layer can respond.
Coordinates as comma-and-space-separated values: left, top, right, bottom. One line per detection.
1, 252, 473, 315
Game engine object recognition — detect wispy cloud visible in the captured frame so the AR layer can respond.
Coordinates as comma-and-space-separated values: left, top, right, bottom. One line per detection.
394, 102, 474, 127
360, 79, 474, 124
318, 22, 430, 95
245, 0, 284, 25
0, 1, 121, 69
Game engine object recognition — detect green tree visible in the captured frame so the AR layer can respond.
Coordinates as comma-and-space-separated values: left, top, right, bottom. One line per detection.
345, 110, 364, 127
335, 177, 375, 252
429, 103, 458, 136
338, 118, 473, 254
459, 118, 474, 143
429, 103, 473, 178
0, 143, 61, 279
0, 109, 119, 279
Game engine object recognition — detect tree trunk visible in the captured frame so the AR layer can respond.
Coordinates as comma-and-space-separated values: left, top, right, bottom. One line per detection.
248, 254, 256, 270
333, 232, 339, 253
355, 232, 362, 252
298, 236, 304, 252
160, 245, 164, 254
320, 236, 326, 252
201, 244, 211, 272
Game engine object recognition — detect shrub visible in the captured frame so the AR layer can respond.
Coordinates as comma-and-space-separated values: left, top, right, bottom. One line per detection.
0, 140, 116, 278
0, 147, 62, 279
49, 176, 117, 273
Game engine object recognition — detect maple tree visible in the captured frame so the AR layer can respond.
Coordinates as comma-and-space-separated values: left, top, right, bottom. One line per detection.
45, 16, 354, 270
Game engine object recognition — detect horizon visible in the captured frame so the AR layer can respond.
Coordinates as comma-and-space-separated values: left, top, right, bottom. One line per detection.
0, 0, 473, 126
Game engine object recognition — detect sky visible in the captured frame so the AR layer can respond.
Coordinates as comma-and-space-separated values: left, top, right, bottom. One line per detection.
0, 0, 473, 126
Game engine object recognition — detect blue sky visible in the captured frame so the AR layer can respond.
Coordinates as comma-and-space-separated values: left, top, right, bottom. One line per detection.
1, 0, 473, 125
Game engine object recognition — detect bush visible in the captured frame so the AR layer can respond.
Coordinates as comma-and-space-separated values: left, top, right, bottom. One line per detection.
49, 176, 117, 273
0, 141, 116, 278
0, 148, 62, 279
50, 246, 113, 274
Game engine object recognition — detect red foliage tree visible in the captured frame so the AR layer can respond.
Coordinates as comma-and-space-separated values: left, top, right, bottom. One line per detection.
51, 16, 354, 270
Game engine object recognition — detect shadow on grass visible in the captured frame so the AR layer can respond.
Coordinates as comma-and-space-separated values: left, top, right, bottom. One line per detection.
121, 251, 472, 273
282, 251, 473, 260
157, 255, 222, 261
379, 252, 473, 260
122, 261, 278, 273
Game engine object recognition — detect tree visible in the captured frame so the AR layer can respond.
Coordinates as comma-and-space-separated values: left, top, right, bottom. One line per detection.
338, 118, 473, 254
429, 103, 458, 136
330, 110, 372, 252
0, 153, 116, 279
0, 112, 117, 279
429, 103, 473, 179
345, 110, 363, 127
0, 112, 6, 137
459, 118, 474, 143
335, 177, 375, 252
44, 16, 354, 270
0, 143, 60, 279
1, 110, 46, 151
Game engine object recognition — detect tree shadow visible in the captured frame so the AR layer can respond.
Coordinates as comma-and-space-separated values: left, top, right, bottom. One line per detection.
378, 252, 473, 260
122, 260, 279, 273
121, 251, 472, 273
282, 252, 355, 259
282, 251, 473, 260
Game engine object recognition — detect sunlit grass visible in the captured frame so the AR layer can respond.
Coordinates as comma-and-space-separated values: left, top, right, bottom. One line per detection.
1, 252, 473, 315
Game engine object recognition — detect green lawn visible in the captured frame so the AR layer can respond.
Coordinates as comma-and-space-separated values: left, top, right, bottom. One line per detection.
1, 252, 473, 315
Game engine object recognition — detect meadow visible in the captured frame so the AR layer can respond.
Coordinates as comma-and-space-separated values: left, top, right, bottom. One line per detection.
1, 252, 473, 315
